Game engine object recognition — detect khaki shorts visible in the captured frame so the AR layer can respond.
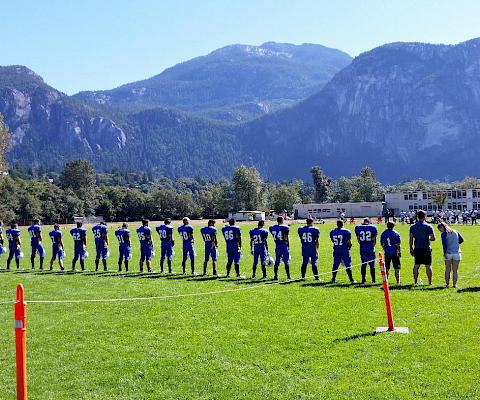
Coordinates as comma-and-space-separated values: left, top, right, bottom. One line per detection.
444, 253, 461, 261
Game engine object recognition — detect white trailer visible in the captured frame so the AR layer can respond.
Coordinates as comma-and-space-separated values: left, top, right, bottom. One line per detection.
293, 202, 383, 219
228, 211, 265, 222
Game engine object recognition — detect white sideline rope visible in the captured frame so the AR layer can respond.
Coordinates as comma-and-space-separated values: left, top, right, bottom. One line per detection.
0, 259, 375, 305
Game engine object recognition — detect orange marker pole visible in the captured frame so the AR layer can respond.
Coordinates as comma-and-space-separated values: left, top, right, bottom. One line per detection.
379, 253, 395, 331
14, 284, 27, 400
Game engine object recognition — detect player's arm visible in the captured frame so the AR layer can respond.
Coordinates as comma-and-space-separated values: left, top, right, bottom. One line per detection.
0, 233, 3, 245
104, 233, 109, 246
82, 233, 87, 247
16, 234, 21, 247
147, 232, 153, 246
284, 231, 290, 247
37, 231, 43, 242
265, 235, 269, 253
250, 237, 254, 254
347, 237, 352, 250
189, 231, 194, 244
212, 234, 217, 248
409, 232, 414, 256
429, 228, 436, 242
236, 233, 242, 249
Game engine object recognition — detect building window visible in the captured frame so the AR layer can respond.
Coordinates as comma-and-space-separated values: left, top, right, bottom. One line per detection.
404, 194, 408, 200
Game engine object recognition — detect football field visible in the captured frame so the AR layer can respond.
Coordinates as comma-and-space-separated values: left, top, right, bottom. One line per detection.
0, 221, 479, 399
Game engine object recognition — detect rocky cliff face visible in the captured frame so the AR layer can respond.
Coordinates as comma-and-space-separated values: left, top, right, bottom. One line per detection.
0, 66, 126, 167
243, 39, 480, 182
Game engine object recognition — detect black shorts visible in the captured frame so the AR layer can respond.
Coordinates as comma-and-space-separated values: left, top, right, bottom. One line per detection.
385, 255, 401, 270
414, 248, 432, 266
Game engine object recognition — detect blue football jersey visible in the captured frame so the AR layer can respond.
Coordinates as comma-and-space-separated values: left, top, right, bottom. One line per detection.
222, 225, 241, 253
200, 226, 217, 243
269, 224, 290, 248
92, 224, 108, 248
136, 226, 152, 246
6, 228, 21, 247
178, 225, 194, 244
28, 224, 42, 245
70, 227, 87, 249
115, 229, 130, 247
354, 224, 378, 250
298, 225, 320, 254
330, 228, 352, 251
49, 230, 62, 246
380, 229, 401, 257
156, 225, 174, 243
249, 228, 268, 250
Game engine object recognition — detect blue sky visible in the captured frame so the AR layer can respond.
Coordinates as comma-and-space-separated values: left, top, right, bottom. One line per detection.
1, 0, 479, 94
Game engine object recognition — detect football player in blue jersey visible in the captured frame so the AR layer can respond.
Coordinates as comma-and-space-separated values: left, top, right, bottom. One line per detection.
70, 221, 87, 271
249, 220, 269, 279
92, 221, 109, 272
6, 222, 22, 270
200, 219, 218, 276
28, 219, 46, 270
380, 222, 402, 284
49, 224, 65, 271
354, 218, 378, 283
329, 220, 355, 284
298, 218, 320, 280
156, 218, 175, 273
137, 219, 153, 273
178, 217, 195, 275
269, 216, 291, 280
115, 223, 131, 272
222, 219, 242, 278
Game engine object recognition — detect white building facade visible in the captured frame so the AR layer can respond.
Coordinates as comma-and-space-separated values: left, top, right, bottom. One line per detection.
385, 189, 480, 215
294, 202, 383, 219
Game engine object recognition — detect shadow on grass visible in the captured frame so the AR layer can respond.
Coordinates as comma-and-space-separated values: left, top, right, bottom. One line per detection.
166, 274, 192, 280
333, 332, 376, 343
302, 281, 350, 288
388, 284, 415, 290
457, 286, 480, 293
83, 271, 115, 276
0, 269, 12, 273
235, 278, 269, 285
188, 276, 222, 282
388, 284, 447, 291
97, 272, 145, 278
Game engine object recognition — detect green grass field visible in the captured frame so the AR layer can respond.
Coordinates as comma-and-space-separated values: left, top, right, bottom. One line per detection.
0, 221, 479, 399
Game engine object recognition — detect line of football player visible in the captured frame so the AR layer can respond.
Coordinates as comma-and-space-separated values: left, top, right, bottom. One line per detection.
0, 216, 403, 284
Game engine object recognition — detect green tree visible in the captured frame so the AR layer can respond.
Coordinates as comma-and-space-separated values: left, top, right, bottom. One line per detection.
352, 167, 383, 202
432, 192, 447, 210
60, 159, 96, 191
310, 166, 331, 202
0, 113, 11, 172
232, 166, 263, 210
332, 177, 353, 203
270, 183, 301, 213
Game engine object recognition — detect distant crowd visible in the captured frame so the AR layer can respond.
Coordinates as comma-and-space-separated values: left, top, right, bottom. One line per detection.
0, 210, 464, 288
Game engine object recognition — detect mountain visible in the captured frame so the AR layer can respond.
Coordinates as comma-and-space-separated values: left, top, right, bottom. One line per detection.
74, 42, 352, 122
0, 65, 240, 178
241, 38, 480, 182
